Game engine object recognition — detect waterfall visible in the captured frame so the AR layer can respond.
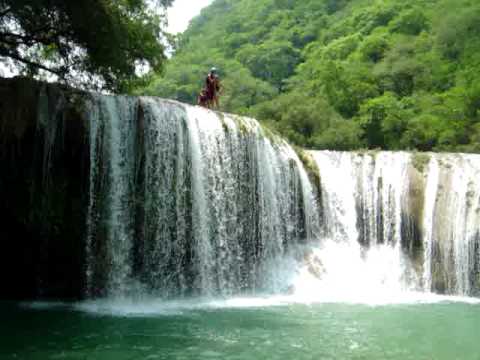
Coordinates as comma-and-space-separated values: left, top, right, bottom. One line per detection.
85, 96, 319, 297
422, 157, 440, 291
311, 151, 359, 243
302, 151, 415, 297
82, 94, 480, 298
86, 96, 138, 297
421, 154, 480, 295
4, 80, 480, 300
306, 151, 480, 297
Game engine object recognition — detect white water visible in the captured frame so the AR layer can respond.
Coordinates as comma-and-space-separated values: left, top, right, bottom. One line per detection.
141, 98, 189, 295
86, 96, 137, 296
290, 240, 415, 305
21, 288, 480, 320
304, 152, 414, 298
82, 95, 480, 300
104, 97, 137, 296
309, 151, 480, 297
85, 98, 320, 297
312, 152, 359, 243
422, 157, 440, 291
422, 154, 480, 295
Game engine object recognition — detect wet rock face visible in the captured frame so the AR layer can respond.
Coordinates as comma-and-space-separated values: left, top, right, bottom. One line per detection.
0, 78, 90, 300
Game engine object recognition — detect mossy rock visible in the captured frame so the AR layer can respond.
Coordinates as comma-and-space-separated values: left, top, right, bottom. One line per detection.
411, 152, 431, 173
294, 147, 321, 193
261, 126, 283, 145
227, 113, 254, 136
356, 148, 381, 158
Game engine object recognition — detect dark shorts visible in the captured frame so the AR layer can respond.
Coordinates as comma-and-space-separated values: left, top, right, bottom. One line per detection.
206, 89, 215, 101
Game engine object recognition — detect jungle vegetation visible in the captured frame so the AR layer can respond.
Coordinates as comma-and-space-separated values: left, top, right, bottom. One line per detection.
139, 0, 480, 152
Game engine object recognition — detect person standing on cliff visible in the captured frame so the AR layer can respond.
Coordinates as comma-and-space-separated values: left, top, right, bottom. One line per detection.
205, 67, 222, 109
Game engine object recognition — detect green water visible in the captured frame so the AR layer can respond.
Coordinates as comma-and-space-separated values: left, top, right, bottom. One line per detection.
1, 299, 479, 360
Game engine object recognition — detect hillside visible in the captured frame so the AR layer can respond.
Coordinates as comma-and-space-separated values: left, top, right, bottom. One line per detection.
138, 0, 480, 152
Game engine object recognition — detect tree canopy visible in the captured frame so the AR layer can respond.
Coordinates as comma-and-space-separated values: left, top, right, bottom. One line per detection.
0, 0, 172, 91
138, 0, 480, 153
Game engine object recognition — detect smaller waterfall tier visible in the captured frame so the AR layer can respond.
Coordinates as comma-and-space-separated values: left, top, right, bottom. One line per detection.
310, 151, 480, 297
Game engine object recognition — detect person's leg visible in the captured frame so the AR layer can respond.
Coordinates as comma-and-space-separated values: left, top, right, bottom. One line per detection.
206, 90, 213, 109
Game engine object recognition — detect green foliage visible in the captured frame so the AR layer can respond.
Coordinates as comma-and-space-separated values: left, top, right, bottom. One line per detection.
357, 92, 409, 149
312, 120, 365, 150
390, 9, 429, 35
359, 33, 390, 62
236, 40, 300, 89
403, 114, 445, 150
435, 1, 480, 60
137, 0, 480, 152
251, 92, 341, 146
0, 0, 172, 91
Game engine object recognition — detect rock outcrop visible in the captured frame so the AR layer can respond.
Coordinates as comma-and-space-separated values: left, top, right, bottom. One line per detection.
0, 78, 90, 299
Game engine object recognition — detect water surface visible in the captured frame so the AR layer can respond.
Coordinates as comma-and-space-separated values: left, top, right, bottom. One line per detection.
1, 296, 478, 360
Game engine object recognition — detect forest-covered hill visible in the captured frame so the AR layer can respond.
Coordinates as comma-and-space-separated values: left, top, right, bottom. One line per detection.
138, 0, 480, 152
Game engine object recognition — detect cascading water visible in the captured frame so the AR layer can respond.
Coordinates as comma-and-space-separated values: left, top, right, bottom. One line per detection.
287, 151, 416, 301
77, 91, 480, 300
85, 95, 319, 298
422, 157, 440, 292
420, 154, 480, 295
291, 151, 480, 299
6, 79, 480, 308
81, 92, 480, 299
86, 96, 138, 297
4, 79, 480, 301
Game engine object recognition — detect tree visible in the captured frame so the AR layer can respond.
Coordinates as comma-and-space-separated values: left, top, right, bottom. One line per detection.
359, 32, 390, 63
0, 0, 172, 91
319, 61, 379, 118
252, 91, 342, 147
312, 119, 365, 150
374, 41, 425, 97
219, 67, 277, 113
356, 92, 411, 149
401, 114, 444, 151
236, 40, 300, 90
390, 9, 428, 36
